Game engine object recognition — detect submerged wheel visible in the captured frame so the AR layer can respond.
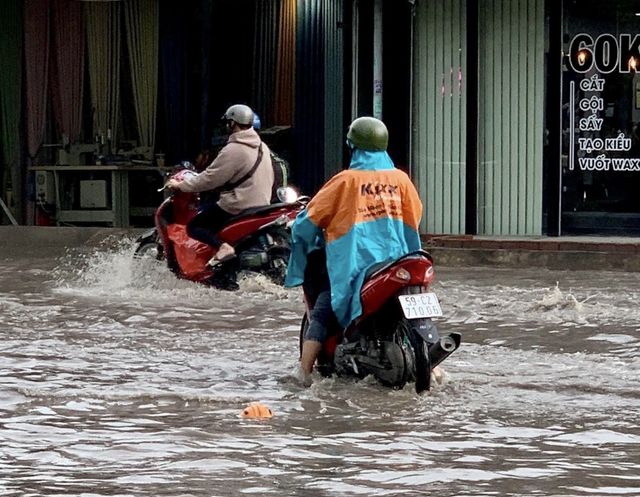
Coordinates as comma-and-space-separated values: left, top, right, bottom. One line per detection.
407, 320, 432, 394
370, 318, 413, 390
266, 230, 291, 285
134, 241, 164, 261
266, 253, 289, 285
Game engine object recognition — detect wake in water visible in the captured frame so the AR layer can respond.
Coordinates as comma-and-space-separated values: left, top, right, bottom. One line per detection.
48, 236, 640, 330
437, 277, 640, 328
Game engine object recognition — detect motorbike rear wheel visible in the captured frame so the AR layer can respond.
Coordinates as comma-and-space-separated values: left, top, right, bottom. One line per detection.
134, 241, 164, 261
373, 317, 413, 390
406, 320, 432, 394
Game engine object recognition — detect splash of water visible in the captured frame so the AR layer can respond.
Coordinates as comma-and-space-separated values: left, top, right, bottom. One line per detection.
51, 238, 298, 304
537, 282, 584, 312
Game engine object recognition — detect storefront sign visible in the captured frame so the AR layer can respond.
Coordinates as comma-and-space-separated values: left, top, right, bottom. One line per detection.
562, 5, 640, 229
569, 33, 640, 73
570, 72, 640, 172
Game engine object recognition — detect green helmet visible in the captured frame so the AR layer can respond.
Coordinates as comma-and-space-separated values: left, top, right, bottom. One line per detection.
346, 116, 388, 151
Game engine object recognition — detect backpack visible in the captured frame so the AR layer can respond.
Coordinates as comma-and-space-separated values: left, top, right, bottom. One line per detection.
221, 143, 288, 203
270, 151, 290, 203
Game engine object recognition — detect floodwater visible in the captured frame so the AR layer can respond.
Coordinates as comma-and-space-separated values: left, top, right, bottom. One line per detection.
1, 236, 639, 497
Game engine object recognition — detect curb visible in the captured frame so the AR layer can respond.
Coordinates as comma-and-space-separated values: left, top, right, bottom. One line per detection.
0, 226, 146, 248
2, 226, 640, 272
426, 246, 640, 272
421, 234, 640, 272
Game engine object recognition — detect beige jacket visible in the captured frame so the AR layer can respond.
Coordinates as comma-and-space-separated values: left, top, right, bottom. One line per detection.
180, 128, 274, 214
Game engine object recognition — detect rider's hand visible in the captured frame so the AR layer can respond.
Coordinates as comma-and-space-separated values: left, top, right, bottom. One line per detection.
165, 179, 183, 191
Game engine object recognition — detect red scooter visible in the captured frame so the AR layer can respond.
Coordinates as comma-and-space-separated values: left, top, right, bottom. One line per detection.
135, 164, 307, 289
300, 250, 461, 393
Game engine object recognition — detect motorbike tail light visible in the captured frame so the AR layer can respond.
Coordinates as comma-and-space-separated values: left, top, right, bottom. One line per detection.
394, 268, 411, 281
424, 266, 435, 282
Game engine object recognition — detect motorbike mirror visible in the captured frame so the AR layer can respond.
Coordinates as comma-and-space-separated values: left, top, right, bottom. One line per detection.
277, 186, 299, 204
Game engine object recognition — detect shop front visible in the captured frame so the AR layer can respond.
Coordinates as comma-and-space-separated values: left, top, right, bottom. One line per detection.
411, 0, 640, 237
4, 0, 640, 236
413, 0, 545, 236
560, 0, 640, 234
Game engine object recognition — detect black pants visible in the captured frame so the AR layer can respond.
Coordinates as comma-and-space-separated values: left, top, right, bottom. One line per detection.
186, 202, 234, 248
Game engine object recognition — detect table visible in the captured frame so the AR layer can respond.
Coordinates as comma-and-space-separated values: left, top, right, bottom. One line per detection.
29, 165, 166, 227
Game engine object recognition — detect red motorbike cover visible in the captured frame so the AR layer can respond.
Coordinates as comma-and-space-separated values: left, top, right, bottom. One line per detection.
166, 224, 215, 280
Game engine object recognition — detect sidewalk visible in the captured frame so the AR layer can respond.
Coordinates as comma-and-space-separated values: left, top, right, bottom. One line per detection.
421, 234, 640, 272
2, 226, 640, 272
0, 226, 143, 248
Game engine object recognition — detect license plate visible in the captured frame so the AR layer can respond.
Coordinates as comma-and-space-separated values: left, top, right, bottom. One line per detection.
398, 292, 443, 319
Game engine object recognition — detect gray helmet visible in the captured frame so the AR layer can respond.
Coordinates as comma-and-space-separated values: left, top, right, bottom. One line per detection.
346, 116, 388, 151
222, 104, 254, 126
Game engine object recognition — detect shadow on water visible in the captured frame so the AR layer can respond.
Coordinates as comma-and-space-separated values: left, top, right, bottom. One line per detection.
0, 239, 639, 496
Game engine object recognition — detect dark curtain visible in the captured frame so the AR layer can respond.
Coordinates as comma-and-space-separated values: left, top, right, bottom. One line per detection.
85, 1, 122, 150
253, 0, 278, 125
50, 0, 85, 145
274, 0, 296, 126
24, 0, 51, 159
159, 0, 257, 163
204, 0, 256, 152
198, 0, 213, 151
0, 0, 24, 223
124, 0, 159, 150
294, 0, 345, 194
159, 3, 189, 163
322, 0, 345, 178
295, 0, 331, 195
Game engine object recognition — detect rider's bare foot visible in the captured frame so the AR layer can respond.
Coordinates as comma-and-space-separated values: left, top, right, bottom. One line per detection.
208, 243, 236, 266
291, 364, 313, 387
432, 365, 446, 384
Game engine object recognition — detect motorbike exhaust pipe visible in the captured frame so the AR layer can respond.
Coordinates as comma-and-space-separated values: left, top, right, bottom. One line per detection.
428, 332, 461, 368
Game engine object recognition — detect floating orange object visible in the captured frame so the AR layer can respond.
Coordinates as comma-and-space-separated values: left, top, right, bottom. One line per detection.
240, 402, 274, 419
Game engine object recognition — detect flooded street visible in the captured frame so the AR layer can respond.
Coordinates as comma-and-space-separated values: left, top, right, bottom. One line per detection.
1, 236, 639, 496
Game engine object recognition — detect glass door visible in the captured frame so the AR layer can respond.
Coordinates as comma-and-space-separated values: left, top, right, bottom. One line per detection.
561, 0, 640, 234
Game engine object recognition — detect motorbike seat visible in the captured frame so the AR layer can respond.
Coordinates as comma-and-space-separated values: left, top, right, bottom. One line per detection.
364, 250, 434, 281
364, 261, 387, 280
225, 202, 290, 224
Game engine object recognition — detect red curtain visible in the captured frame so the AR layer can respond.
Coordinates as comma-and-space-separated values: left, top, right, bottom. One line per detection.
24, 0, 51, 159
50, 0, 84, 146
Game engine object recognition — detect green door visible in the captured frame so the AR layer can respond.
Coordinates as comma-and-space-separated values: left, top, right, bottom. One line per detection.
477, 0, 545, 235
413, 0, 467, 235
414, 0, 544, 236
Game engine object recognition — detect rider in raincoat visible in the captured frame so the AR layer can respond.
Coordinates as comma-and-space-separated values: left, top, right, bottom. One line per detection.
285, 116, 423, 379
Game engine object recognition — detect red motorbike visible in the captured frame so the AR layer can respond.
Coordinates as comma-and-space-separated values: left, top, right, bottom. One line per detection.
135, 164, 307, 289
301, 250, 461, 393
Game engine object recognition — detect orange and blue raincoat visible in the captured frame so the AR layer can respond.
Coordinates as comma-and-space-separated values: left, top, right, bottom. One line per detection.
284, 149, 423, 327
